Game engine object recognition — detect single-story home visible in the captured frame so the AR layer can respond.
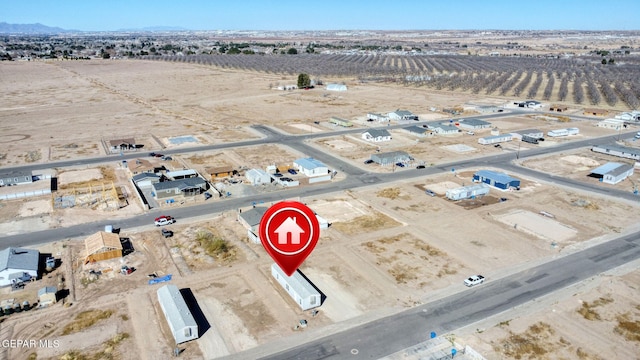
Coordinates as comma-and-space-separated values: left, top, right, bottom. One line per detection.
370, 151, 412, 166
238, 207, 268, 232
515, 100, 542, 109
157, 285, 199, 344
549, 105, 568, 112
361, 129, 392, 142
589, 162, 634, 184
0, 247, 39, 287
367, 113, 390, 122
153, 178, 207, 199
271, 264, 322, 311
293, 158, 329, 177
473, 170, 520, 190
245, 169, 271, 185
205, 166, 237, 179
596, 119, 626, 130
446, 184, 490, 201
0, 171, 33, 187
584, 108, 608, 117
478, 134, 512, 145
432, 124, 460, 135
164, 169, 198, 180
132, 172, 162, 188
591, 144, 640, 161
403, 125, 432, 137
388, 109, 418, 121
458, 119, 492, 130
547, 128, 579, 137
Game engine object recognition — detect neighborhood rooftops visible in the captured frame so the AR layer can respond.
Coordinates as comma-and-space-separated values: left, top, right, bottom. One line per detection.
153, 177, 206, 191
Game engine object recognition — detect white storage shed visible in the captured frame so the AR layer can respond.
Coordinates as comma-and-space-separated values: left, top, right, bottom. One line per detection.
157, 285, 199, 344
271, 263, 321, 311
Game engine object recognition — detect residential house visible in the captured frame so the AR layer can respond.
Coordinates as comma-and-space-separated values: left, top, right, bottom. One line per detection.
388, 110, 418, 121
152, 178, 207, 200
589, 162, 634, 184
157, 285, 199, 344
361, 129, 392, 142
458, 119, 492, 130
473, 170, 520, 190
0, 171, 33, 187
370, 151, 412, 166
446, 184, 490, 201
245, 169, 271, 185
478, 134, 512, 145
108, 138, 138, 153
329, 117, 353, 127
591, 144, 640, 161
0, 247, 39, 287
271, 264, 322, 311
205, 166, 237, 180
367, 113, 389, 122
403, 125, 432, 137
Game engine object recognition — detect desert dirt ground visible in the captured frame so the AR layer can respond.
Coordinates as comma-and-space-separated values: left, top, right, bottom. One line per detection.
0, 59, 639, 359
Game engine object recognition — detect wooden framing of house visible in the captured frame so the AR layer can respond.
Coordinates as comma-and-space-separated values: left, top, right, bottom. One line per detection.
84, 231, 123, 264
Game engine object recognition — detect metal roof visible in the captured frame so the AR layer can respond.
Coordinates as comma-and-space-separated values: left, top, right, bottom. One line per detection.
0, 170, 32, 179
157, 285, 197, 333
294, 158, 327, 170
165, 169, 197, 179
132, 172, 160, 182
474, 170, 519, 184
594, 144, 640, 157
239, 207, 268, 227
591, 162, 633, 176
363, 129, 391, 138
271, 263, 319, 299
0, 247, 39, 272
153, 178, 206, 191
463, 119, 491, 126
404, 125, 427, 133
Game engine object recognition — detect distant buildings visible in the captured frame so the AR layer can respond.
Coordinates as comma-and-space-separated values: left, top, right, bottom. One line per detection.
547, 128, 580, 137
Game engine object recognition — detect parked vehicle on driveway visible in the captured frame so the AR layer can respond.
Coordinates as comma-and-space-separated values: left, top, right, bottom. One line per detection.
416, 165, 426, 169
364, 159, 374, 164
155, 216, 175, 226
464, 275, 485, 287
287, 169, 297, 175
425, 189, 436, 197
395, 162, 405, 168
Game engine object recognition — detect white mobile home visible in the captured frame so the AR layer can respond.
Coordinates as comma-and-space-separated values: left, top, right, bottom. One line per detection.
293, 158, 330, 182
446, 184, 490, 201
591, 144, 640, 161
478, 134, 512, 145
245, 169, 271, 185
547, 128, 579, 137
367, 112, 390, 122
596, 119, 625, 130
590, 162, 634, 184
271, 264, 321, 311
157, 285, 199, 344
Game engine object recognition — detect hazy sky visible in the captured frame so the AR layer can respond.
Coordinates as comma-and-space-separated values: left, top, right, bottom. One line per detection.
3, 0, 639, 31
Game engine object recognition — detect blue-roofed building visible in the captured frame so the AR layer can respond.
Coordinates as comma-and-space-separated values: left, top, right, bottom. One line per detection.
473, 170, 521, 190
293, 158, 329, 177
0, 247, 39, 287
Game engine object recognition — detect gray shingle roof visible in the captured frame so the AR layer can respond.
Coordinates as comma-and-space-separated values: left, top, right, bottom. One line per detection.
0, 247, 39, 272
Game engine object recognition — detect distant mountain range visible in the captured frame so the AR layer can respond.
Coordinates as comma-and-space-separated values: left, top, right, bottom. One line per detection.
0, 22, 189, 34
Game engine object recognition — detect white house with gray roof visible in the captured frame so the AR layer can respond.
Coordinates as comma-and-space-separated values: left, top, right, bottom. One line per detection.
0, 247, 39, 287
589, 162, 634, 184
591, 144, 640, 161
388, 109, 418, 121
0, 171, 33, 187
293, 158, 329, 177
404, 125, 432, 137
361, 129, 392, 142
370, 151, 412, 166
152, 178, 207, 200
157, 285, 199, 344
271, 264, 322, 311
459, 119, 492, 130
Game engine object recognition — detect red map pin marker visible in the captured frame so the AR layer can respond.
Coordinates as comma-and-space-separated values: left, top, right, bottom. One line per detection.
258, 201, 320, 276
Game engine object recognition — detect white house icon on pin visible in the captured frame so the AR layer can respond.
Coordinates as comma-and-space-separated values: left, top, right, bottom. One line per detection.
274, 217, 305, 245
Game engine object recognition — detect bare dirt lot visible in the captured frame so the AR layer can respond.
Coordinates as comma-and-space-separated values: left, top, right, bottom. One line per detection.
0, 58, 639, 359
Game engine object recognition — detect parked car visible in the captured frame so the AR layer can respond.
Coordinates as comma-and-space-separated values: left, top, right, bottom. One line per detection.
280, 177, 293, 182
272, 173, 283, 177
466, 131, 475, 135
288, 169, 297, 175
149, 152, 157, 157
161, 229, 174, 238
161, 156, 172, 161
425, 189, 436, 197
494, 144, 502, 148
395, 162, 405, 168
364, 159, 374, 164
154, 216, 175, 226
464, 275, 485, 287
204, 192, 213, 200
416, 165, 426, 169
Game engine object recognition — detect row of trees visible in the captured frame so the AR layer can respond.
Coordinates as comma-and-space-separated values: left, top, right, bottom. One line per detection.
145, 53, 640, 109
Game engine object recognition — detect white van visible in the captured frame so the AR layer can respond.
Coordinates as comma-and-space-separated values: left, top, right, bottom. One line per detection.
104, 225, 113, 233
635, 132, 640, 139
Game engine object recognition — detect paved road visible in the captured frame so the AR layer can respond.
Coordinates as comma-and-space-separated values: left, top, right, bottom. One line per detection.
249, 230, 640, 360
